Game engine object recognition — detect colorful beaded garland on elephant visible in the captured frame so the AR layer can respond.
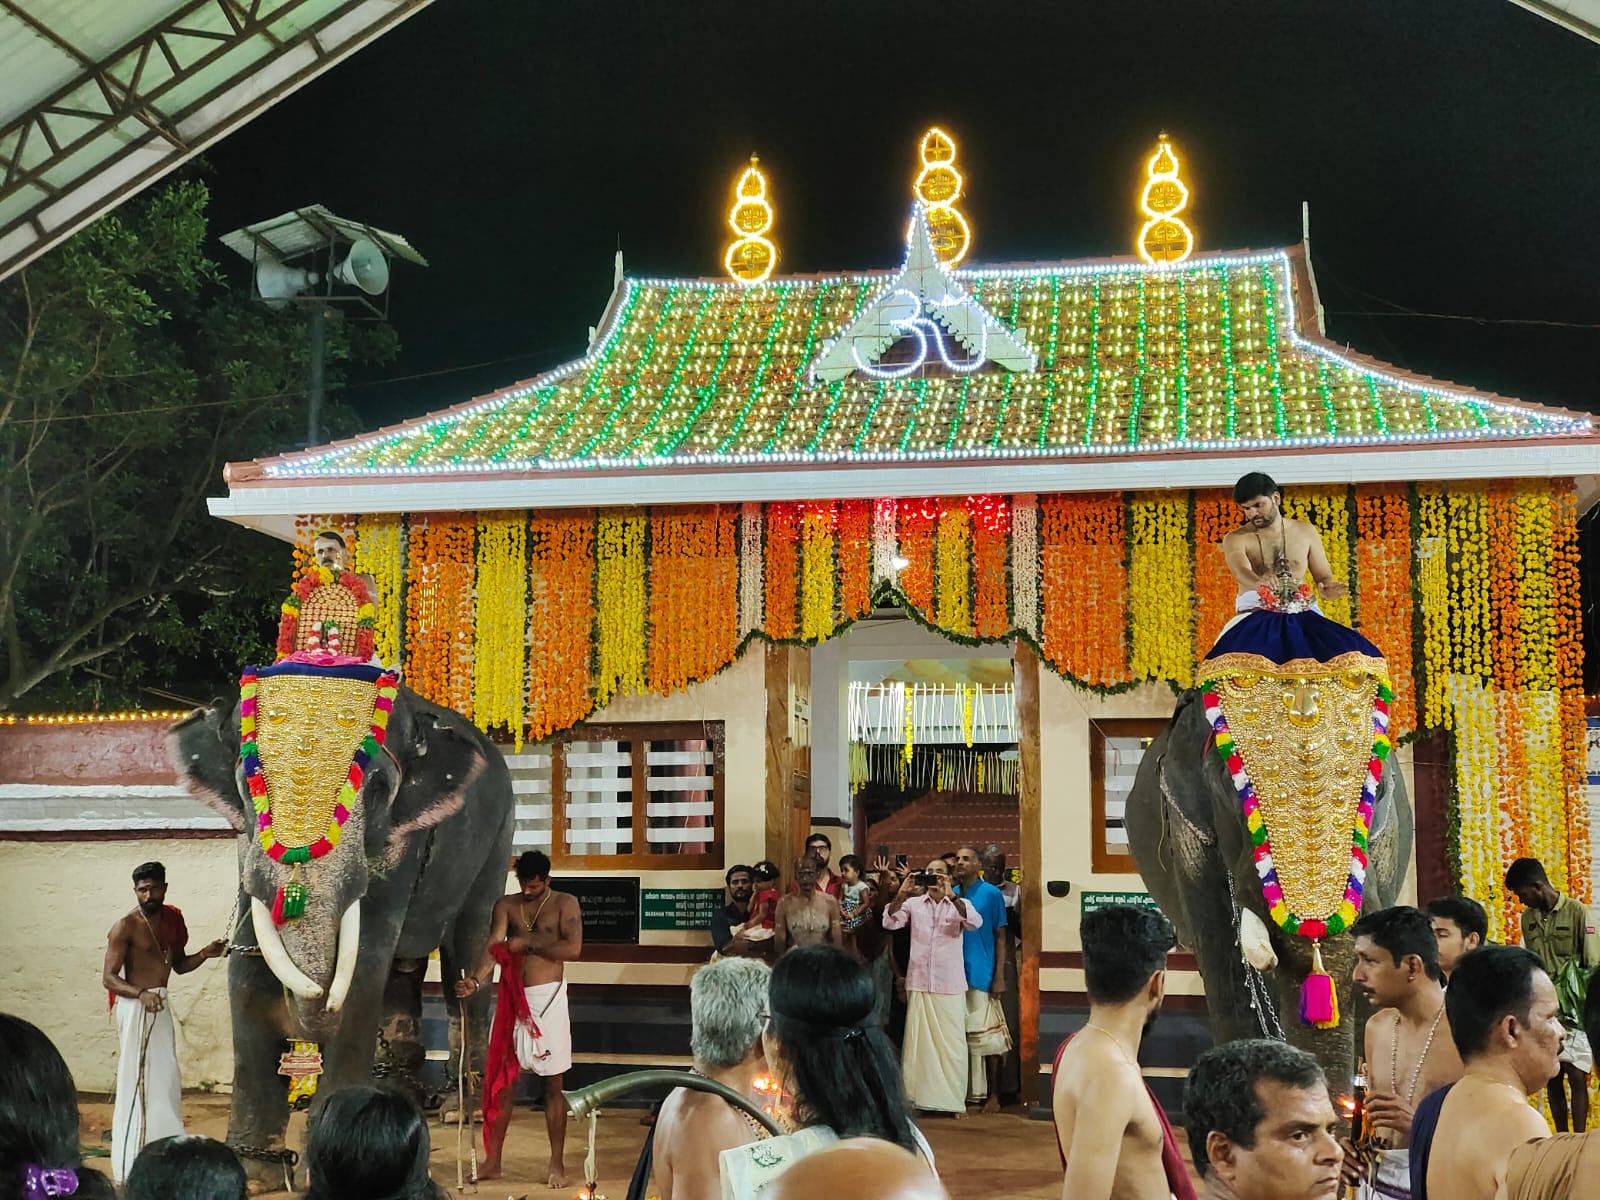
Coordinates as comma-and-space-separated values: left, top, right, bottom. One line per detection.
1201, 675, 1392, 940
239, 662, 399, 923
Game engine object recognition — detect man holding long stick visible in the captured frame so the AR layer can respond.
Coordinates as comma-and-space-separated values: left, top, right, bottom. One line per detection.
101, 860, 225, 1183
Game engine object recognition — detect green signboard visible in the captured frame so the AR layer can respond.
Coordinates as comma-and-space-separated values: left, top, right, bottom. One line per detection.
1080, 890, 1161, 917
641, 887, 724, 931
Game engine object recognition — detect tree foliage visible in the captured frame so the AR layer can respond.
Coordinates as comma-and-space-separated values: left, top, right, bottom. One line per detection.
0, 179, 396, 710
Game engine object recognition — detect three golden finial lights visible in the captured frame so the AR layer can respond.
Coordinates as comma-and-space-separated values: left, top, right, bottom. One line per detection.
722, 129, 1195, 283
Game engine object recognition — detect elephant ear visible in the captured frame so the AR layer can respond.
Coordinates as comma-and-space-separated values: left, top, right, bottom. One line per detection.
168, 702, 247, 832
380, 705, 486, 867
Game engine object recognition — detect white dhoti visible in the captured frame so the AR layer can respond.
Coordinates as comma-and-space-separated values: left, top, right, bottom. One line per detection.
513, 980, 572, 1077
902, 991, 967, 1114
1561, 1028, 1593, 1073
111, 991, 184, 1182
1358, 1148, 1411, 1200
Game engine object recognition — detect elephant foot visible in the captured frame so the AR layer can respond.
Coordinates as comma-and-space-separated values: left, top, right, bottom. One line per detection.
238, 1152, 296, 1196
437, 1094, 482, 1125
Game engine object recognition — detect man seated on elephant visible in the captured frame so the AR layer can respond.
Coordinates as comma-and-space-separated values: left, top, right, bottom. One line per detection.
1344, 906, 1461, 1199
458, 850, 584, 1186
1221, 473, 1348, 616
1052, 904, 1196, 1200
1419, 946, 1557, 1200
1183, 1039, 1343, 1200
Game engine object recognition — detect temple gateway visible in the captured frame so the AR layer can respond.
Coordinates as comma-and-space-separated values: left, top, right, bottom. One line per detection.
204, 135, 1600, 1108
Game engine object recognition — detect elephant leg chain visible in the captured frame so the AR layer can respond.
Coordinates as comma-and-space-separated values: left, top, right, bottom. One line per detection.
234, 1144, 298, 1194
1229, 871, 1286, 1042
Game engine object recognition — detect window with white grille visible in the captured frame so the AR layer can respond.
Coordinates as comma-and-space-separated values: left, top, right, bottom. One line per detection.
501, 723, 724, 869
1090, 719, 1165, 873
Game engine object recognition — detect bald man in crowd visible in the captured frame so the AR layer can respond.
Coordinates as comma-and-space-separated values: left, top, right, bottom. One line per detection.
766, 1139, 948, 1200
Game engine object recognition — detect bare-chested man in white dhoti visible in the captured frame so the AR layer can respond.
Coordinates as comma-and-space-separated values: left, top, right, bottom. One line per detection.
1221, 471, 1348, 615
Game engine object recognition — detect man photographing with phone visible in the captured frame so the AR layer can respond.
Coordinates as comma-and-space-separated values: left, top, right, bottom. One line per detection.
882, 858, 982, 1116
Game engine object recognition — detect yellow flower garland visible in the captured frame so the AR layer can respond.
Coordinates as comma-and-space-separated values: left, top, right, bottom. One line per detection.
1414, 485, 1451, 729
473, 515, 528, 749
800, 504, 837, 642
595, 513, 648, 705
354, 514, 403, 667
1127, 491, 1192, 686
935, 505, 973, 638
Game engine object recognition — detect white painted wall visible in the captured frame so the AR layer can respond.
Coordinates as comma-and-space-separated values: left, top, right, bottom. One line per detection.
0, 838, 239, 1092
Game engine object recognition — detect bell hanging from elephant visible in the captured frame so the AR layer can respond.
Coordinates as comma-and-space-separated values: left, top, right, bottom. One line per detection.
1126, 476, 1414, 1090
171, 561, 515, 1190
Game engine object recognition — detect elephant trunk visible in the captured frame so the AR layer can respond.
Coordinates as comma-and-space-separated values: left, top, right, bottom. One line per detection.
248, 897, 361, 1012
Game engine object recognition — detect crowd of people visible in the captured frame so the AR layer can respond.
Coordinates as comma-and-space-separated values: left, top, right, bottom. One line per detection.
1047, 853, 1600, 1200
711, 836, 1021, 1118
0, 1011, 449, 1200
27, 830, 1593, 1200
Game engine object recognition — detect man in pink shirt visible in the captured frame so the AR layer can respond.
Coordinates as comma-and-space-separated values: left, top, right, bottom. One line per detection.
883, 858, 982, 1115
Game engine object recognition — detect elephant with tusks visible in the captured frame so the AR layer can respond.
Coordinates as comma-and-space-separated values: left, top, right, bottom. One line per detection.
172, 682, 513, 1189
1124, 688, 1413, 1088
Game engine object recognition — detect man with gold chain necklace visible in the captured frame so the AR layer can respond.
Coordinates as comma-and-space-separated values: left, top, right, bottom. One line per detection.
458, 849, 584, 1187
1220, 472, 1348, 620
1341, 908, 1461, 1199
100, 861, 226, 1182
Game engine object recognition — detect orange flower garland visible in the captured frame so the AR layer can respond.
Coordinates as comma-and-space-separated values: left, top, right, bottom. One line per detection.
837, 499, 873, 623
764, 503, 800, 641
969, 494, 1010, 640
403, 515, 476, 716
527, 512, 596, 741
1354, 484, 1415, 736
1039, 494, 1128, 687
895, 498, 938, 617
648, 506, 739, 693
1191, 489, 1238, 654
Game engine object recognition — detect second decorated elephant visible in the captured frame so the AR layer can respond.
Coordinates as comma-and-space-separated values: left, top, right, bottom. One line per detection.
1124, 687, 1413, 1088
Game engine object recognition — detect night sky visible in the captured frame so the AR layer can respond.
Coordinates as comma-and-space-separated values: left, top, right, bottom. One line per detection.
202, 0, 1600, 434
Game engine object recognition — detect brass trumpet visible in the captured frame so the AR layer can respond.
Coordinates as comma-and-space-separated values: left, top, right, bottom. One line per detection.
562, 1069, 784, 1136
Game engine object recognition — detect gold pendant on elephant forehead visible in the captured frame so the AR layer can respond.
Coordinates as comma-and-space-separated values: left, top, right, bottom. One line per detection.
1218, 671, 1379, 918
255, 673, 378, 847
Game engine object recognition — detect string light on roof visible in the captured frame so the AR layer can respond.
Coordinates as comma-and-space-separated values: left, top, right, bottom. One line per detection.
914, 126, 972, 266
257, 251, 1592, 479
1137, 134, 1195, 265
724, 155, 777, 284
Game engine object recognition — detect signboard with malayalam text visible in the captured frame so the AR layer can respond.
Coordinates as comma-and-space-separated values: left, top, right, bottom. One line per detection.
641, 887, 724, 931
1079, 889, 1162, 918
551, 876, 640, 944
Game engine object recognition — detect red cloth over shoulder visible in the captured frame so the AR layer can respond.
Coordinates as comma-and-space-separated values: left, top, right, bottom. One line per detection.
481, 942, 537, 1160
1051, 1032, 1197, 1200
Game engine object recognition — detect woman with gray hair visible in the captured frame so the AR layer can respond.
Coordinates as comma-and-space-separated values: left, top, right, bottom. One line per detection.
633, 956, 773, 1200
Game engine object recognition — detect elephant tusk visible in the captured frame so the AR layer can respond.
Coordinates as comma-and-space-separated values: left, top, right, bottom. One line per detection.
324, 902, 362, 1014
1239, 906, 1280, 972
250, 898, 325, 1000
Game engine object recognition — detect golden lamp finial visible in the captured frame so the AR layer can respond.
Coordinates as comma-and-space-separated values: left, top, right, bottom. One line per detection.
724, 154, 776, 284
1136, 133, 1195, 265
913, 125, 971, 265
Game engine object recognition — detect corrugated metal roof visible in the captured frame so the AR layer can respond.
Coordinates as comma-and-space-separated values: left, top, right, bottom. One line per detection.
0, 0, 436, 280
1510, 0, 1600, 42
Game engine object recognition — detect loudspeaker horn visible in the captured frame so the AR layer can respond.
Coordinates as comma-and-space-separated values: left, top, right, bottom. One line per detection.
333, 238, 390, 295
255, 259, 318, 310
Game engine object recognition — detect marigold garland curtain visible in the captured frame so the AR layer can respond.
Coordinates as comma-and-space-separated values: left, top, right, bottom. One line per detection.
291, 477, 1588, 912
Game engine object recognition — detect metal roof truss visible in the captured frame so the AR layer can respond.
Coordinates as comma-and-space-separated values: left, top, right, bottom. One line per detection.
0, 0, 433, 280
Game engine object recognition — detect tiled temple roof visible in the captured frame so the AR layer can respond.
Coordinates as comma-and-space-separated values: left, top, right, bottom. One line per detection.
244, 244, 1592, 483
